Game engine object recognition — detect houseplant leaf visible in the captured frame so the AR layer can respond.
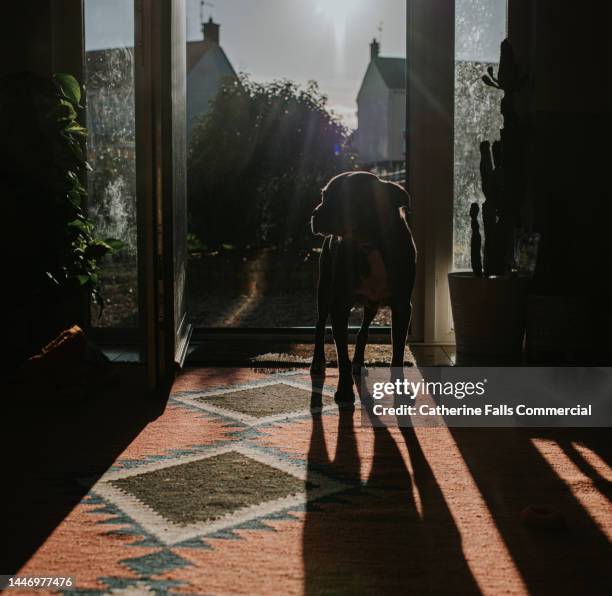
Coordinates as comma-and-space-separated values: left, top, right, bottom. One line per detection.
102, 238, 126, 252
54, 73, 82, 107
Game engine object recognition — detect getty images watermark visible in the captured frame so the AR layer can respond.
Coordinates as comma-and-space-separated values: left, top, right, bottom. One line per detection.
360, 367, 612, 427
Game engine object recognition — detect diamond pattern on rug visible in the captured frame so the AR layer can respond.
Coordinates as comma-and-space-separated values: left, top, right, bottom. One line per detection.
112, 451, 305, 525
121, 549, 190, 576
92, 444, 348, 546
173, 379, 336, 426
195, 383, 331, 418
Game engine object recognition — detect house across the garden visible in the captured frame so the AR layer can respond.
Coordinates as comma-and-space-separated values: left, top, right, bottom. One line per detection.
187, 16, 237, 140
355, 39, 406, 167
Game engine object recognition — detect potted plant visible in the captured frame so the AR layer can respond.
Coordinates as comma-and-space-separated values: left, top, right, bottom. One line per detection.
1, 72, 122, 365
449, 40, 531, 357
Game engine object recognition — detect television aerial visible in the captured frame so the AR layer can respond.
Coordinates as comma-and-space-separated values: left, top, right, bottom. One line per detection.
200, 1, 215, 24
377, 21, 384, 46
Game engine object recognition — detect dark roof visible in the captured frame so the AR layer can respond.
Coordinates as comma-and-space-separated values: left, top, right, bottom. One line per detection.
374, 57, 406, 89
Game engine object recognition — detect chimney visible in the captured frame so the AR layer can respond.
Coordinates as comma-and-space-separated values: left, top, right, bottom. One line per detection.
202, 16, 219, 44
370, 38, 380, 60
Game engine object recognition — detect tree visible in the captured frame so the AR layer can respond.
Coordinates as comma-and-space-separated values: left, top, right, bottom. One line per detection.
188, 74, 357, 248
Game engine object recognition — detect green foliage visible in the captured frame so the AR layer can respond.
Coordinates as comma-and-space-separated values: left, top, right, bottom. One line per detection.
187, 232, 207, 254
0, 71, 123, 308
188, 74, 357, 248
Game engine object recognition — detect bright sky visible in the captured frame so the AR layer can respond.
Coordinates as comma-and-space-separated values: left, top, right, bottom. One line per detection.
85, 0, 506, 130
185, 0, 406, 128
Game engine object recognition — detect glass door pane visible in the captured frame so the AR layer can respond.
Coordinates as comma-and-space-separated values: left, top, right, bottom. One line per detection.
453, 0, 506, 270
84, 0, 138, 327
185, 0, 406, 329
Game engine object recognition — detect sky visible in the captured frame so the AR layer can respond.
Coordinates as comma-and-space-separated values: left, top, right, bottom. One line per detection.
85, 0, 506, 130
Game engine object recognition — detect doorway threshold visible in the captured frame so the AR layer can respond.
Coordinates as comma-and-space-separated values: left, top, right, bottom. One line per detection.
187, 329, 456, 367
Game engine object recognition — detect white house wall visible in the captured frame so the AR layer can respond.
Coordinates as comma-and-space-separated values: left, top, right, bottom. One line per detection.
388, 89, 406, 162
356, 64, 390, 163
186, 45, 235, 141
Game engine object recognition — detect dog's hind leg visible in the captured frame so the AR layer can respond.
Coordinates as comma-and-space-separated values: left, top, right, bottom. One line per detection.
311, 319, 327, 375
391, 300, 412, 369
352, 305, 377, 375
311, 237, 331, 375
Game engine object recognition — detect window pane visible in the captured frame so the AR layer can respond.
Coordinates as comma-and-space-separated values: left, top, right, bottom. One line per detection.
453, 0, 506, 270
84, 0, 138, 327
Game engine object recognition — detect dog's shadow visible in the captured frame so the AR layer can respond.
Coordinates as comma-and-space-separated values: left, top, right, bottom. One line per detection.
302, 369, 480, 594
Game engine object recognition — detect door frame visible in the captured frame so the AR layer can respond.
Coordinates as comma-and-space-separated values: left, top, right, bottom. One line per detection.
405, 0, 455, 344
135, 0, 191, 391
78, 0, 460, 379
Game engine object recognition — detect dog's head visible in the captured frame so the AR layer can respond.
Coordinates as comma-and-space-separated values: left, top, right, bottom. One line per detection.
311, 171, 409, 239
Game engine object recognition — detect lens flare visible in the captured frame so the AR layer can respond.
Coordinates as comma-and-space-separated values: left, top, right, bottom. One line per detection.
314, 0, 363, 50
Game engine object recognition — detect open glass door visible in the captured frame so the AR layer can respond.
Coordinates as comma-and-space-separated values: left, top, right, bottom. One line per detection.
163, 0, 192, 372
84, 0, 140, 337
135, 0, 191, 390
84, 0, 190, 391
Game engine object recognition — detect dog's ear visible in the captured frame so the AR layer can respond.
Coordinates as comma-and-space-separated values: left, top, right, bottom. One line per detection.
351, 180, 406, 244
369, 180, 408, 224
384, 181, 411, 210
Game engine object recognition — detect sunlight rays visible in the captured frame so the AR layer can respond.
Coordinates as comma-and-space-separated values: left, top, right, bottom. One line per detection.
313, 0, 365, 70
532, 439, 612, 541
411, 424, 528, 594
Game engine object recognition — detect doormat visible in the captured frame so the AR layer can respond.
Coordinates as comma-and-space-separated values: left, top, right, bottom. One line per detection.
187, 340, 415, 367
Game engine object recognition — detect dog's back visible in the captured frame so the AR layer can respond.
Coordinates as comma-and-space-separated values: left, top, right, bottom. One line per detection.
318, 177, 416, 310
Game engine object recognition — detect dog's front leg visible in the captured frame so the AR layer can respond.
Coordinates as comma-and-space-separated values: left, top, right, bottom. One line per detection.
331, 305, 354, 403
311, 237, 332, 375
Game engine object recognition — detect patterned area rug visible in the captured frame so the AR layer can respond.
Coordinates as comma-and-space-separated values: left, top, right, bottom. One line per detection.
15, 367, 612, 595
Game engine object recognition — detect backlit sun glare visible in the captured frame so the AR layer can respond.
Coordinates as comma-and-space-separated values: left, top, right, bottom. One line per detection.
314, 0, 364, 48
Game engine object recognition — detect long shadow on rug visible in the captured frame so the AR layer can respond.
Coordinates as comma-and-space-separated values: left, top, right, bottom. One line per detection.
448, 425, 612, 595
303, 374, 480, 594
0, 366, 169, 574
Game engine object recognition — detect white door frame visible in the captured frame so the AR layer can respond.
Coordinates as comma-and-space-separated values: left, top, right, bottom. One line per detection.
406, 0, 455, 344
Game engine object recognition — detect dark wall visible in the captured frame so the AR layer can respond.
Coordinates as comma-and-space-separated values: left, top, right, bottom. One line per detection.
510, 0, 611, 295
2, 1, 85, 367
0, 0, 83, 79
508, 0, 611, 359
1, 2, 54, 77
534, 1, 609, 115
